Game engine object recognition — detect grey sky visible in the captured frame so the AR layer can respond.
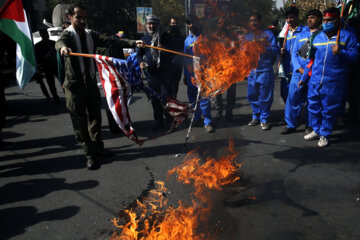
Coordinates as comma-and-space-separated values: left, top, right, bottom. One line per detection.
275, 0, 284, 9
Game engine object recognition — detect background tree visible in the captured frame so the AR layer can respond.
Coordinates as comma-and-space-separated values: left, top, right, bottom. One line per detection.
283, 0, 337, 22
151, 0, 186, 32
44, 0, 152, 38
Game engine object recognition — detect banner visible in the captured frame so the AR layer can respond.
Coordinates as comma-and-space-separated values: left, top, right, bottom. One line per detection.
136, 7, 152, 33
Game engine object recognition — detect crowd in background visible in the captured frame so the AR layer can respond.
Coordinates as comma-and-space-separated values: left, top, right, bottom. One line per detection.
1, 4, 359, 169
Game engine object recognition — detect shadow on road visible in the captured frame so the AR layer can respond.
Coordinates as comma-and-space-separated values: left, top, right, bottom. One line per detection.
272, 126, 360, 172
0, 206, 80, 240
0, 178, 99, 205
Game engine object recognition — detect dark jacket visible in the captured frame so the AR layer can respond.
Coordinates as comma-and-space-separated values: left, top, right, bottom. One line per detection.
55, 30, 136, 91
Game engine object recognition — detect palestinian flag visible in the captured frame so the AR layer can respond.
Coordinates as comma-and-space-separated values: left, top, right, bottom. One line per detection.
0, 0, 36, 89
337, 0, 359, 19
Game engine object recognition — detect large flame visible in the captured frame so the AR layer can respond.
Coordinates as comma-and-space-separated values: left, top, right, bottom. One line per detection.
111, 140, 240, 240
192, 36, 265, 97
168, 140, 241, 203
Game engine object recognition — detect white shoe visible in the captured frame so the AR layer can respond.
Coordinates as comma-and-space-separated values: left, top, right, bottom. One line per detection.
260, 122, 270, 130
304, 131, 319, 141
318, 136, 329, 147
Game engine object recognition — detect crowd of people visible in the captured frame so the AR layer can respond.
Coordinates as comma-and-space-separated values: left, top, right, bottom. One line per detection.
55, 4, 360, 169
2, 4, 359, 170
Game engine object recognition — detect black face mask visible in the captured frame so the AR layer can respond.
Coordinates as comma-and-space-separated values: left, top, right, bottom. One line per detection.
169, 25, 179, 33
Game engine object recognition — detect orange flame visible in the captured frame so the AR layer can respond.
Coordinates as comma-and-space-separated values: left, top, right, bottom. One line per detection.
192, 36, 265, 97
168, 140, 241, 202
111, 140, 240, 240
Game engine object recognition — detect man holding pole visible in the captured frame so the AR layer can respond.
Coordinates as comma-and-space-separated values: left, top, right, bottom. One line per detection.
184, 15, 214, 133
300, 7, 359, 147
279, 6, 308, 104
56, 4, 143, 170
281, 9, 322, 135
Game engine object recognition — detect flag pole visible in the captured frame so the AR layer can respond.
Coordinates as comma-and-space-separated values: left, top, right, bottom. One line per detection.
144, 45, 193, 58
69, 52, 95, 58
336, 0, 347, 45
70, 47, 193, 59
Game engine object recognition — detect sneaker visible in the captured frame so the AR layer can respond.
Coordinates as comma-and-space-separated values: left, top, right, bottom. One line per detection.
260, 122, 270, 130
304, 126, 313, 134
204, 125, 215, 133
304, 131, 319, 141
281, 127, 296, 134
317, 136, 329, 148
248, 119, 259, 126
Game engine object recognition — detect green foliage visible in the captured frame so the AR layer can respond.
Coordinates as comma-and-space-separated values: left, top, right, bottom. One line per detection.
44, 0, 152, 38
151, 0, 186, 30
231, 0, 276, 28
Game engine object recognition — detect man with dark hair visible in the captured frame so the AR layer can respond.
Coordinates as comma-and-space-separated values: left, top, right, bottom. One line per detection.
184, 15, 214, 133
299, 7, 359, 147
281, 9, 322, 134
35, 28, 60, 103
166, 17, 185, 98
245, 12, 279, 130
213, 16, 237, 121
56, 4, 143, 169
279, 6, 308, 104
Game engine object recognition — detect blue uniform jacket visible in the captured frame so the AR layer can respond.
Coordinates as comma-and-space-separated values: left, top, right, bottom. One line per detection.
245, 30, 279, 74
281, 25, 308, 76
291, 29, 313, 76
302, 29, 359, 87
184, 33, 198, 81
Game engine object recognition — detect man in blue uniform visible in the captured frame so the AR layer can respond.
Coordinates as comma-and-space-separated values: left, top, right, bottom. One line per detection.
281, 9, 322, 134
245, 12, 279, 130
184, 16, 214, 133
280, 6, 308, 103
300, 7, 359, 147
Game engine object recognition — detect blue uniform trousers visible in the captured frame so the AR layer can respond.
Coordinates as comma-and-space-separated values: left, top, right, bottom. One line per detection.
308, 83, 344, 138
247, 71, 274, 123
280, 77, 290, 103
187, 79, 212, 126
285, 74, 308, 128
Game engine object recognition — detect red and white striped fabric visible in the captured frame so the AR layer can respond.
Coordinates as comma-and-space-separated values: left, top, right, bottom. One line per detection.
94, 54, 144, 145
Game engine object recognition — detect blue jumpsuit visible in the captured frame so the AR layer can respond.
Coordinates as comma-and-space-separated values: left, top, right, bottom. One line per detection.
284, 29, 313, 128
245, 30, 279, 123
280, 25, 308, 103
301, 29, 359, 138
184, 33, 212, 126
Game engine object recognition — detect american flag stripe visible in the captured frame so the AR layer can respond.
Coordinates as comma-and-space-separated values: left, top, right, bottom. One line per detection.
94, 54, 140, 144
97, 55, 127, 128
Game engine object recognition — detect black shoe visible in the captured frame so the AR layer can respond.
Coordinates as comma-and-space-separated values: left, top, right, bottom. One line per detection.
248, 119, 259, 126
193, 119, 204, 127
304, 126, 313, 134
86, 156, 99, 170
281, 127, 296, 134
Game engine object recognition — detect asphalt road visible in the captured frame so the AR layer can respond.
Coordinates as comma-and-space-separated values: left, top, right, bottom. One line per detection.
1, 76, 360, 240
